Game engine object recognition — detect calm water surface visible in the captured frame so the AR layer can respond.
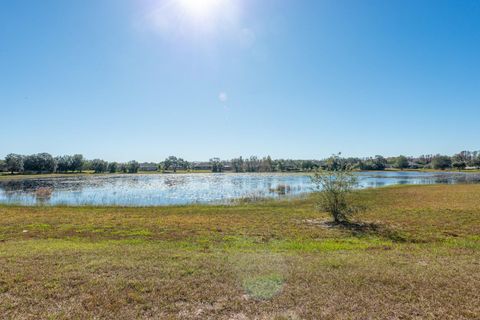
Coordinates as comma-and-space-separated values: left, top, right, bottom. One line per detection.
0, 172, 479, 206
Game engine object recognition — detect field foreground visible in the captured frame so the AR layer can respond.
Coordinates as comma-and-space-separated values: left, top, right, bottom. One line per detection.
1, 185, 479, 319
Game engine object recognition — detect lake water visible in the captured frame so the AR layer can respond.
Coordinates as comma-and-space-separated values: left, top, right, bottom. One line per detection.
0, 171, 479, 206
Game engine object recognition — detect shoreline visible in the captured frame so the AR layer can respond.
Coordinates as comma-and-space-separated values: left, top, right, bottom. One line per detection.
1, 168, 479, 181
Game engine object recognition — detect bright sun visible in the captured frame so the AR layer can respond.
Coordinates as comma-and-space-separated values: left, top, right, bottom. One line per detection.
179, 0, 224, 20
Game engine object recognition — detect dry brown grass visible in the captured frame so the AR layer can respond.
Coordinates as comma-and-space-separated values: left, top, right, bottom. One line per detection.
0, 185, 479, 319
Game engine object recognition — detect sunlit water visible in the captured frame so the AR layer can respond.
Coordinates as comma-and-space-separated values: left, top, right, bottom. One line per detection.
0, 172, 479, 206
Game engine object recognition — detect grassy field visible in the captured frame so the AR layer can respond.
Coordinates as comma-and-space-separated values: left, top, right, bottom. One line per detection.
0, 185, 479, 319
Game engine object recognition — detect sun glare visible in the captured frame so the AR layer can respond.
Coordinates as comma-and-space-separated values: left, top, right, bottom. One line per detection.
145, 0, 239, 38
179, 0, 225, 20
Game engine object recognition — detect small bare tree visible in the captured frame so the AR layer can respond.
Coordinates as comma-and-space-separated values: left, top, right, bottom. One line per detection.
311, 160, 360, 223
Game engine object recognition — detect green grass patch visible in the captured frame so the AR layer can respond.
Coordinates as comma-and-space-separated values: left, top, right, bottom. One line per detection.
243, 273, 284, 300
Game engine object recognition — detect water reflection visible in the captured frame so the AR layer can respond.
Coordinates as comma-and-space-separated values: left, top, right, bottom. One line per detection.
0, 172, 479, 206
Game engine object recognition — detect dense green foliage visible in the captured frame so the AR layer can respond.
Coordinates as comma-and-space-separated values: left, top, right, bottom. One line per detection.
394, 155, 409, 170
431, 155, 452, 170
5, 154, 24, 174
1, 150, 480, 175
55, 154, 84, 172
127, 160, 140, 173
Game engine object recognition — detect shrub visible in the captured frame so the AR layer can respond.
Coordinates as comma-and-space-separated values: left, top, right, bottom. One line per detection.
311, 163, 361, 223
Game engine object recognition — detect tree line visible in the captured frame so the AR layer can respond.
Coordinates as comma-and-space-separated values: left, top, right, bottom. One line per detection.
209, 151, 480, 172
1, 153, 141, 174
1, 150, 479, 175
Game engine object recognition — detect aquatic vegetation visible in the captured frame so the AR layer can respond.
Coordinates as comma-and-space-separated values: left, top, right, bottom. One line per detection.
0, 172, 479, 206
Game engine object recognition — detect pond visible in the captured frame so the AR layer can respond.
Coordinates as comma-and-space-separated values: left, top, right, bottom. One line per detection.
0, 171, 479, 206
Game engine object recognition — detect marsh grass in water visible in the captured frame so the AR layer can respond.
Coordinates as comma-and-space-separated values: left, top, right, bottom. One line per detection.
1, 172, 480, 206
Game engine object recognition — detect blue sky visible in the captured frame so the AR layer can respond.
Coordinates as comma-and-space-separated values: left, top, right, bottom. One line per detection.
1, 0, 479, 162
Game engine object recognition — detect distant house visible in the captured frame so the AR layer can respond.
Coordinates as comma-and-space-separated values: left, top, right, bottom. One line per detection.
139, 163, 158, 171
191, 162, 233, 171
283, 165, 300, 172
408, 161, 420, 169
192, 162, 212, 171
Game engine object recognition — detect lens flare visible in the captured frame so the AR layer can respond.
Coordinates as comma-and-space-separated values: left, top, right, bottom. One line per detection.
179, 0, 225, 20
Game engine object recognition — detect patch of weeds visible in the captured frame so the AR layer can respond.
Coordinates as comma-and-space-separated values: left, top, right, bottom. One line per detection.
221, 236, 258, 250
0, 280, 9, 293
74, 226, 107, 234
181, 267, 200, 276
26, 223, 51, 231
243, 273, 284, 300
443, 236, 480, 250
116, 238, 147, 245
0, 238, 154, 257
126, 291, 145, 304
111, 229, 152, 237
272, 237, 392, 252
320, 258, 345, 269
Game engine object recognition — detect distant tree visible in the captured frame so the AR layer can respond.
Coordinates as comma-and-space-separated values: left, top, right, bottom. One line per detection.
210, 157, 223, 172
431, 155, 452, 170
274, 159, 286, 172
55, 155, 72, 172
245, 156, 261, 172
40, 153, 56, 173
108, 162, 118, 173
452, 161, 466, 171
372, 155, 387, 170
22, 155, 36, 172
177, 158, 188, 171
311, 159, 361, 223
394, 155, 409, 170
71, 154, 84, 172
260, 156, 274, 172
300, 160, 312, 171
231, 157, 244, 172
0, 159, 6, 172
127, 160, 140, 173
416, 155, 432, 168
323, 153, 348, 171
24, 153, 55, 173
454, 151, 471, 164
119, 163, 128, 173
451, 152, 468, 170
472, 153, 480, 168
158, 162, 165, 173
81, 160, 92, 171
91, 159, 108, 173
5, 154, 24, 174
358, 155, 387, 171
164, 156, 179, 172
